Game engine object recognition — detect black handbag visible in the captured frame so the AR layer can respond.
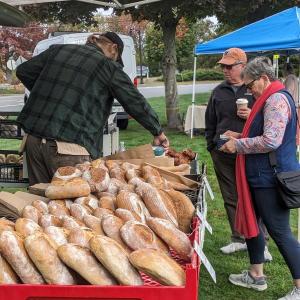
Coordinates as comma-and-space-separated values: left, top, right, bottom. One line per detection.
269, 151, 300, 209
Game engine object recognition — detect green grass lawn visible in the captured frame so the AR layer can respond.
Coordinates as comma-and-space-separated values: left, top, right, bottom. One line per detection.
120, 93, 299, 300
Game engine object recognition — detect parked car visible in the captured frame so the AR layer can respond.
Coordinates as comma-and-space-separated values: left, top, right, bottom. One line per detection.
136, 65, 149, 77
24, 32, 138, 130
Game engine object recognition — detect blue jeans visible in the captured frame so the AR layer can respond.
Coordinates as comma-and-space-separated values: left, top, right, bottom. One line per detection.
245, 187, 300, 279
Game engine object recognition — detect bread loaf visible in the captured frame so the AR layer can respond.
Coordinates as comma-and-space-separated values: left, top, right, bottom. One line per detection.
53, 166, 82, 181
82, 168, 110, 193
75, 195, 99, 210
115, 208, 136, 222
106, 178, 123, 195
135, 182, 178, 227
61, 216, 85, 231
75, 161, 91, 173
99, 196, 116, 211
15, 218, 43, 238
25, 233, 76, 285
67, 228, 94, 248
0, 253, 19, 283
129, 249, 185, 286
43, 226, 69, 249
83, 214, 104, 235
48, 202, 70, 219
45, 177, 91, 199
22, 205, 41, 223
166, 181, 191, 191
146, 217, 193, 261
32, 200, 49, 215
0, 230, 44, 284
101, 214, 131, 253
120, 221, 168, 253
109, 167, 127, 183
91, 158, 108, 171
39, 214, 62, 228
89, 235, 143, 286
70, 203, 91, 221
58, 243, 117, 285
96, 191, 116, 199
0, 218, 15, 233
116, 191, 146, 223
162, 189, 195, 233
93, 207, 114, 219
105, 160, 120, 171
125, 168, 142, 181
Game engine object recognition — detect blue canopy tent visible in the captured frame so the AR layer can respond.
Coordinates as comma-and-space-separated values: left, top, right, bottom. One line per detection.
190, 6, 300, 138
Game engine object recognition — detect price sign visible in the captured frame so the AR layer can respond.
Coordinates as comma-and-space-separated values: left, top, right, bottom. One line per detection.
197, 208, 212, 234
203, 176, 214, 200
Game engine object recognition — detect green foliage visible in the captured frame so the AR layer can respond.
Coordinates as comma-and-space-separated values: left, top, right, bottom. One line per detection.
176, 68, 224, 81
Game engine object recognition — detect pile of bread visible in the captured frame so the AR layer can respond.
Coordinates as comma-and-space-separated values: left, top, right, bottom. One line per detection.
0, 159, 196, 287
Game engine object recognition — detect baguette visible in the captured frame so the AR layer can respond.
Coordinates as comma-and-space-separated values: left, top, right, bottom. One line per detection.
0, 218, 15, 233
129, 249, 185, 286
32, 200, 49, 215
43, 226, 69, 249
58, 243, 117, 285
75, 195, 99, 210
70, 203, 91, 221
22, 205, 41, 224
25, 233, 76, 285
146, 217, 193, 261
0, 230, 44, 284
83, 214, 104, 235
115, 208, 136, 222
0, 253, 19, 284
89, 235, 143, 286
67, 228, 94, 248
39, 214, 62, 228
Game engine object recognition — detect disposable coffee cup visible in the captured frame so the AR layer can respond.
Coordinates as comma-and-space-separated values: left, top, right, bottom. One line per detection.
217, 134, 229, 149
236, 98, 248, 109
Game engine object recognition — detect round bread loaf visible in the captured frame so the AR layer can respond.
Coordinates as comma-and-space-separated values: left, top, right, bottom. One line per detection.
53, 166, 82, 181
89, 235, 143, 286
129, 249, 185, 286
45, 177, 91, 199
58, 243, 117, 285
82, 168, 110, 193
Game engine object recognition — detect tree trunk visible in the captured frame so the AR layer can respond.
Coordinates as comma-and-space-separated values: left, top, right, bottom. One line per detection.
161, 22, 182, 130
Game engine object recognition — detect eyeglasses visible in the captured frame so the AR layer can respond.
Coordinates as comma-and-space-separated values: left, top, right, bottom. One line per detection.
244, 78, 258, 89
220, 62, 243, 70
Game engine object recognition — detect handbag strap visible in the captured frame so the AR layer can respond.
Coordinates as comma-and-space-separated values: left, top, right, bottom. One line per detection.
269, 151, 277, 173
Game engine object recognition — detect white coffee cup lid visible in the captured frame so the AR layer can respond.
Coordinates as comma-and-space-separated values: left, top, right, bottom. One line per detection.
236, 98, 248, 104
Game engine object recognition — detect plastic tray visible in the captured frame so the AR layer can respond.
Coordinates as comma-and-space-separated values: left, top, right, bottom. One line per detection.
0, 218, 201, 300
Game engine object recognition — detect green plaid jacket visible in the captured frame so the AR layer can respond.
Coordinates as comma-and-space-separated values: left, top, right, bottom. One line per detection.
16, 43, 162, 158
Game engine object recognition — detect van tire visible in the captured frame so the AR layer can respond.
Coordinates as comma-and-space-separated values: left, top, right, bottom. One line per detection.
117, 119, 128, 130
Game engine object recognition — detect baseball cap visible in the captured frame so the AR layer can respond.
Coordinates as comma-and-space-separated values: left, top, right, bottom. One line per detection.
217, 48, 247, 65
100, 32, 124, 67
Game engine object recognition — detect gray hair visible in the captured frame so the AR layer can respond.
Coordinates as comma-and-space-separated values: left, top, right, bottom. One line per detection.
241, 56, 276, 81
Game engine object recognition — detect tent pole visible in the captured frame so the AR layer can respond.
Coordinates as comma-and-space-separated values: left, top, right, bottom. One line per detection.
190, 56, 197, 139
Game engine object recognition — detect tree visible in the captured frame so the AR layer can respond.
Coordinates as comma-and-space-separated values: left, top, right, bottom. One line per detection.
119, 0, 220, 129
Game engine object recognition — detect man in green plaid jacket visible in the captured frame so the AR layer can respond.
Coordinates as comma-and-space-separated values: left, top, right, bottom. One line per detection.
16, 32, 169, 185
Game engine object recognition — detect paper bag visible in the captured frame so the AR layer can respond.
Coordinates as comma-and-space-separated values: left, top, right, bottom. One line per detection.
104, 144, 155, 160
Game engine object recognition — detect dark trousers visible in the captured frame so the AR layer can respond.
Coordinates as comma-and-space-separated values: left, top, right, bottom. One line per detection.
211, 149, 244, 243
246, 187, 300, 279
25, 135, 90, 185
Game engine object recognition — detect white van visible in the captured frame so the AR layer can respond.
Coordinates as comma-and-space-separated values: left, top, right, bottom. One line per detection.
24, 32, 137, 129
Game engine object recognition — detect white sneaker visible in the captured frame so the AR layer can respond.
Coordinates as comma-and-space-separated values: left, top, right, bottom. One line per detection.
264, 246, 273, 262
220, 242, 247, 254
229, 270, 267, 291
278, 287, 300, 300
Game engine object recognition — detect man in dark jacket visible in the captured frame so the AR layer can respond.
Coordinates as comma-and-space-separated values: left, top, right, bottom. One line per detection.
16, 32, 169, 185
205, 48, 256, 254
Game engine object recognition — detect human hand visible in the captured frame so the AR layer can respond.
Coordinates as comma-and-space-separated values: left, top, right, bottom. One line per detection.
153, 132, 169, 150
223, 130, 241, 139
237, 107, 251, 119
220, 137, 237, 153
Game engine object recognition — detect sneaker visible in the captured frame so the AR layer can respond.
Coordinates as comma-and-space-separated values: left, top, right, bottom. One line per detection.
220, 242, 247, 254
264, 246, 273, 262
278, 287, 300, 300
229, 270, 267, 291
